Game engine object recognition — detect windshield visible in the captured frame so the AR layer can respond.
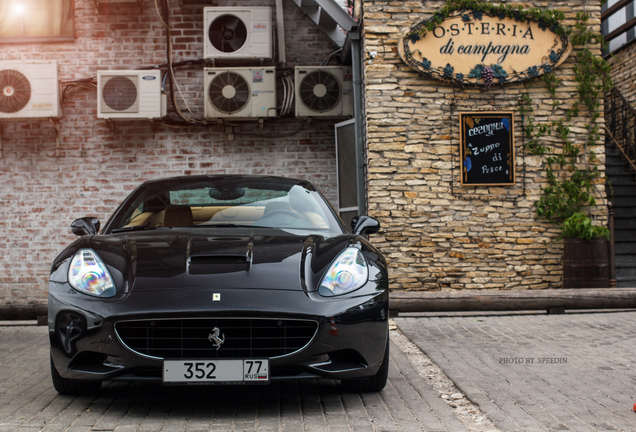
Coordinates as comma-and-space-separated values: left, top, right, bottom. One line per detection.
106, 177, 344, 235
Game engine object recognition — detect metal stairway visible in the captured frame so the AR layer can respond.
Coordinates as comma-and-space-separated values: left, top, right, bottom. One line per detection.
291, 0, 357, 48
606, 87, 636, 287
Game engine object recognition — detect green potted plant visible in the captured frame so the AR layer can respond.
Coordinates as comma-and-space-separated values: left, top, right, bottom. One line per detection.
560, 212, 610, 288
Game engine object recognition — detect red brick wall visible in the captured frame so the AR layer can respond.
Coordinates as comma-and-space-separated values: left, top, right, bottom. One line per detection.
0, 0, 343, 305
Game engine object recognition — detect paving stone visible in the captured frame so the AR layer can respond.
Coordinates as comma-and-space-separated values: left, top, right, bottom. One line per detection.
0, 325, 468, 431
396, 311, 636, 432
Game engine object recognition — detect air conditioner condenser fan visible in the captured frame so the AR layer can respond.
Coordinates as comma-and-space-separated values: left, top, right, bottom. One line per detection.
208, 15, 248, 53
0, 70, 31, 114
299, 70, 341, 113
102, 76, 138, 112
208, 72, 250, 114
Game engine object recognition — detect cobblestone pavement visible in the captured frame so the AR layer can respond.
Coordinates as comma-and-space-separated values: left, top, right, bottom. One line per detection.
0, 325, 469, 432
396, 311, 636, 432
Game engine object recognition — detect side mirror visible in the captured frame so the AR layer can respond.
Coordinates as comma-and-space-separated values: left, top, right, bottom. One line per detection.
353, 216, 380, 236
71, 217, 100, 236
350, 216, 360, 231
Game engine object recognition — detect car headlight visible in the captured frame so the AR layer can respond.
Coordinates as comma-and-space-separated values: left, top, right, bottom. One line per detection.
68, 249, 116, 297
319, 247, 368, 296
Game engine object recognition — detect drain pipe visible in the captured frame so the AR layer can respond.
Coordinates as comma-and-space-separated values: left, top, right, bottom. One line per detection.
350, 31, 366, 215
275, 0, 286, 67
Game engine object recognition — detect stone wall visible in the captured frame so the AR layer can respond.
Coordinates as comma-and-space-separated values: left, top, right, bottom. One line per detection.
0, 0, 343, 304
607, 40, 636, 104
362, 0, 607, 291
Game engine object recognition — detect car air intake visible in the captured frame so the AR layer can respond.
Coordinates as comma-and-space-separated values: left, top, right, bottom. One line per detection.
115, 318, 318, 360
188, 254, 249, 274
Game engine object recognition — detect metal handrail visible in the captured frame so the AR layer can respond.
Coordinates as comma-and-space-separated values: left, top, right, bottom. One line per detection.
605, 126, 636, 174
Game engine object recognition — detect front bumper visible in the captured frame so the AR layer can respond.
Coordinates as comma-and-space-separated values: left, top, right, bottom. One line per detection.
49, 282, 389, 383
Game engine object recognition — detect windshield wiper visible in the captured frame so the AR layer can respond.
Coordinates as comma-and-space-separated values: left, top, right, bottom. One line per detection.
110, 225, 169, 233
192, 223, 261, 228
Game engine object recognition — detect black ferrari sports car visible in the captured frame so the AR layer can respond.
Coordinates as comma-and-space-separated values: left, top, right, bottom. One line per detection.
48, 175, 389, 394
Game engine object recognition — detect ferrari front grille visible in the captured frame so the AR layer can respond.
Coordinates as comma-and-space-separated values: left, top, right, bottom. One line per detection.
114, 318, 318, 360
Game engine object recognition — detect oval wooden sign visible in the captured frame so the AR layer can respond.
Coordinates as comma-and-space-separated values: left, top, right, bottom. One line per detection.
398, 10, 571, 86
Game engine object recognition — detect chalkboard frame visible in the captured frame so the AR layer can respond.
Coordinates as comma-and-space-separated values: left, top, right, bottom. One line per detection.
459, 111, 516, 187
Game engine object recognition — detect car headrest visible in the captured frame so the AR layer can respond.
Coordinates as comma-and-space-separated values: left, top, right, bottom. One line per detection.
163, 205, 193, 228
288, 186, 315, 213
144, 195, 168, 213
263, 201, 292, 215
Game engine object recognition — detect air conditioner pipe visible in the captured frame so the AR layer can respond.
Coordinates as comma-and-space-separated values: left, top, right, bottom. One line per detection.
323, 48, 343, 66
275, 0, 287, 67
351, 32, 366, 215
160, 0, 178, 122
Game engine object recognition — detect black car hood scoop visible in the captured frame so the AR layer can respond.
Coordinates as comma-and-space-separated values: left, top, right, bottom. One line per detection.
188, 254, 251, 274
187, 236, 253, 274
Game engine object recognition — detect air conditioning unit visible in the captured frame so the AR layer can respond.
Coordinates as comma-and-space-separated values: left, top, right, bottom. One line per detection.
203, 7, 272, 60
204, 67, 276, 119
0, 61, 59, 119
97, 70, 166, 120
295, 66, 353, 118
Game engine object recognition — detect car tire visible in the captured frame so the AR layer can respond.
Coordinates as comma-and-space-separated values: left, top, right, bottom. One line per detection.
341, 338, 389, 393
50, 357, 102, 395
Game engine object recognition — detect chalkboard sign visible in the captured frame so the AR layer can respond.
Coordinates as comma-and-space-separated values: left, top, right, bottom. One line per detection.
459, 112, 515, 186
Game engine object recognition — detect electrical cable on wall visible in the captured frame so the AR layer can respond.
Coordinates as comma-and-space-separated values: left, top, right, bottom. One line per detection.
323, 48, 343, 66
60, 79, 97, 104
277, 69, 294, 118
155, 0, 206, 125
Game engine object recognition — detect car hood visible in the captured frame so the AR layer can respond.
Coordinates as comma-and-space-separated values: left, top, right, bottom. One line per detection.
74, 228, 353, 293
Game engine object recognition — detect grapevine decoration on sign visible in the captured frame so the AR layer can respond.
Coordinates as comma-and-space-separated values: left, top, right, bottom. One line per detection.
399, 1, 570, 87
468, 64, 507, 88
481, 66, 494, 88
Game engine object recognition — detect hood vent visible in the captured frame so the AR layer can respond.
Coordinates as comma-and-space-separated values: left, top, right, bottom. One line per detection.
188, 254, 250, 275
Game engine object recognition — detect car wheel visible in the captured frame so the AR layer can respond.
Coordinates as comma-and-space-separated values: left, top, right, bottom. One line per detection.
50, 357, 102, 395
341, 338, 389, 393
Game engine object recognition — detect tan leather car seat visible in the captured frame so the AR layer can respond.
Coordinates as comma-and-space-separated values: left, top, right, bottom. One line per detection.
162, 205, 193, 228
